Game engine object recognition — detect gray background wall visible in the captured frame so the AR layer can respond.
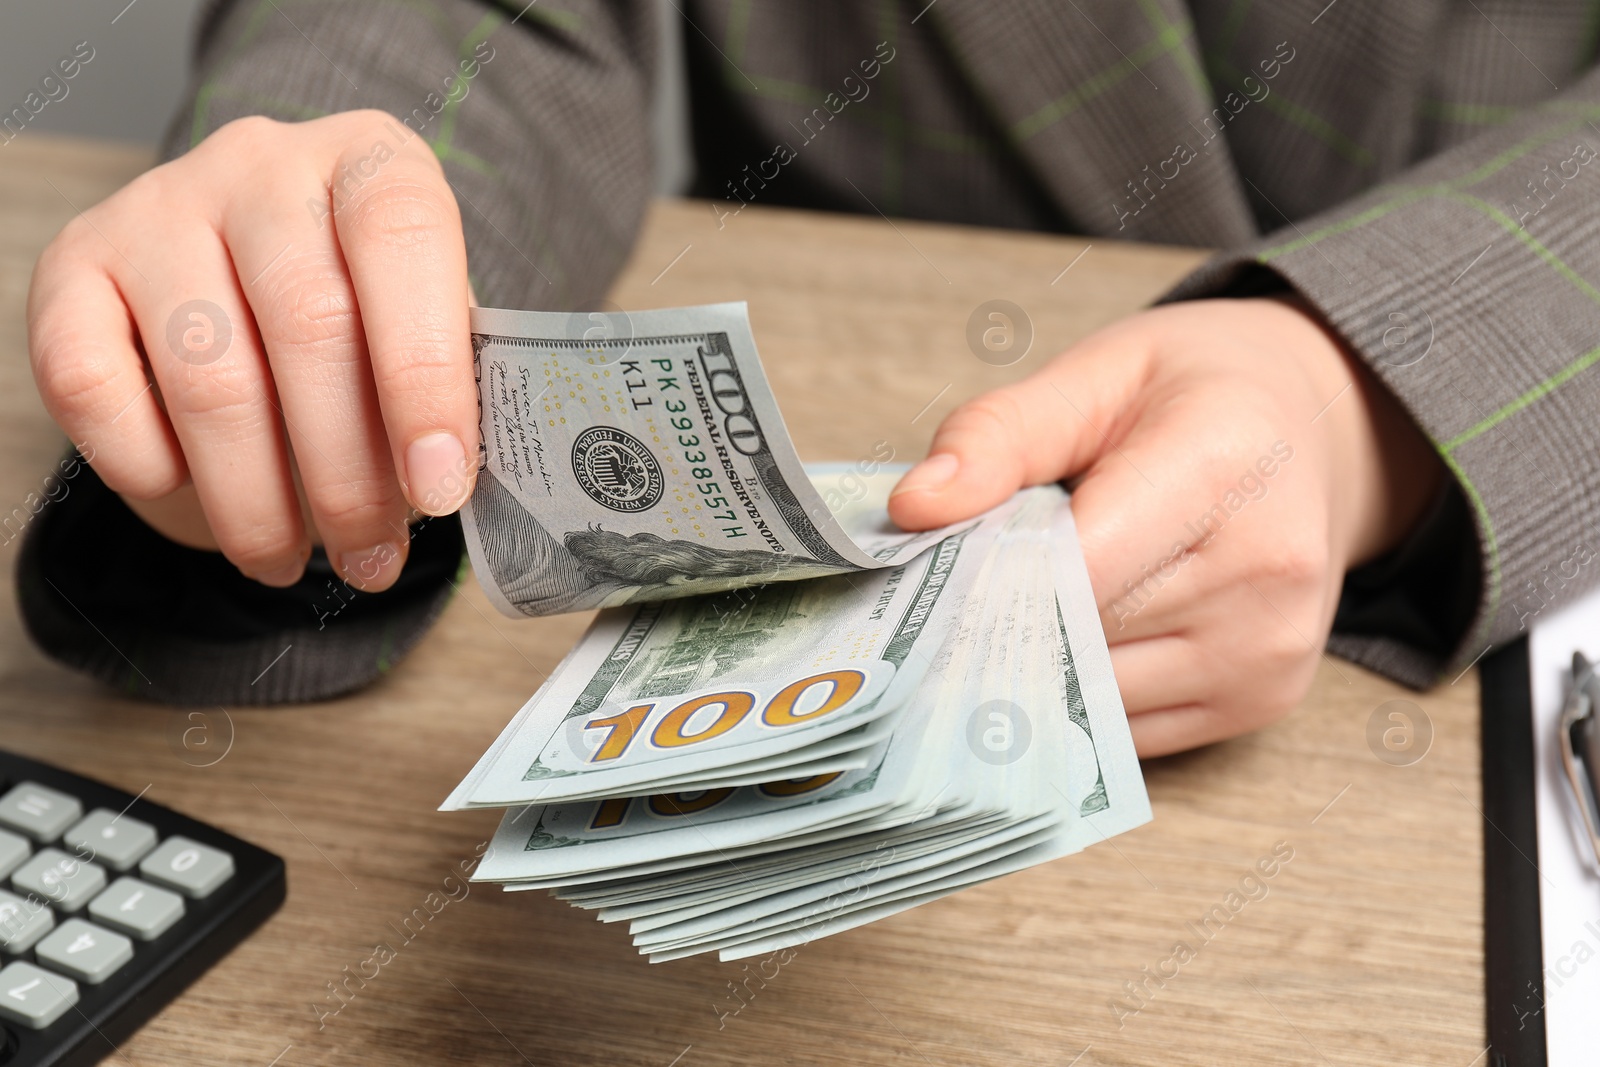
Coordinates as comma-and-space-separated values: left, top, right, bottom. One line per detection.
0, 0, 691, 191
0, 0, 207, 144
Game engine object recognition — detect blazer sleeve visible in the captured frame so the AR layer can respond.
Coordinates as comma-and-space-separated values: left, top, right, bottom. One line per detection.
1164, 66, 1600, 687
17, 0, 658, 705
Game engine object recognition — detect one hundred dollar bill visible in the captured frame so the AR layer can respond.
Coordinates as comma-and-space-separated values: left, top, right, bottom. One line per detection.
461, 303, 961, 617
442, 488, 1017, 811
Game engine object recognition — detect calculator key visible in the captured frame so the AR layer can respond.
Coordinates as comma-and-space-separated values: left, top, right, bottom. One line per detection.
11, 850, 105, 914
138, 837, 233, 898
35, 920, 133, 985
0, 832, 27, 881
63, 810, 157, 873
87, 878, 183, 941
0, 961, 78, 1030
0, 890, 53, 954
0, 784, 81, 844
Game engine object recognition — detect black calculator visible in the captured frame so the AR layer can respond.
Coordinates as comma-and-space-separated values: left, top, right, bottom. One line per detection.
0, 750, 285, 1067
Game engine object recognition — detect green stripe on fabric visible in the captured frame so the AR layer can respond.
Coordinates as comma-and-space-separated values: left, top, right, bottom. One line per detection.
1011, 19, 1191, 141
1256, 193, 1424, 259
1217, 0, 1254, 53
1257, 111, 1600, 260
188, 0, 462, 146
1443, 191, 1600, 304
1455, 111, 1600, 184
743, 74, 828, 107
721, 0, 753, 93
1204, 53, 1373, 166
190, 0, 279, 146
376, 620, 396, 673
435, 142, 498, 177
1258, 90, 1374, 165
192, 86, 330, 123
900, 123, 991, 154
741, 75, 990, 154
1134, 0, 1209, 98
1420, 99, 1519, 126
1539, 99, 1600, 117
520, 5, 580, 32
1266, 186, 1600, 461
1443, 343, 1600, 452
430, 9, 504, 157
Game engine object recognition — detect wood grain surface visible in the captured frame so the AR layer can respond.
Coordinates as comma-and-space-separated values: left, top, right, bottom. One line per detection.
0, 134, 1484, 1066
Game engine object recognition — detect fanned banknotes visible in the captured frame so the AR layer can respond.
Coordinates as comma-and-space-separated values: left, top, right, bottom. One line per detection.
446, 304, 1150, 960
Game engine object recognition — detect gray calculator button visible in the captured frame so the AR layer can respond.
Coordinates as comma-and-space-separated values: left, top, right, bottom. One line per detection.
0, 831, 28, 881
139, 837, 233, 898
87, 877, 183, 941
63, 810, 157, 873
11, 849, 106, 914
0, 783, 81, 843
0, 890, 54, 954
35, 919, 133, 985
0, 961, 78, 1029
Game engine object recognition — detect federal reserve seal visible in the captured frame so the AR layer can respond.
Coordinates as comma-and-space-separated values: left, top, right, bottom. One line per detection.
571, 426, 665, 513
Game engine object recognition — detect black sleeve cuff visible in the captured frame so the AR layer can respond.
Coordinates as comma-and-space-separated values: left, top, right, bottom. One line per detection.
15, 453, 464, 706
1328, 477, 1481, 686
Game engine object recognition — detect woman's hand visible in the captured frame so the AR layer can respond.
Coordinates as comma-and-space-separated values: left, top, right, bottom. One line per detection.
889, 298, 1444, 757
27, 110, 479, 592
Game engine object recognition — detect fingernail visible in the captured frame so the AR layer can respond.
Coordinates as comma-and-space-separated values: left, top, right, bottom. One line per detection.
405, 432, 472, 516
339, 542, 402, 590
890, 453, 959, 497
252, 562, 305, 588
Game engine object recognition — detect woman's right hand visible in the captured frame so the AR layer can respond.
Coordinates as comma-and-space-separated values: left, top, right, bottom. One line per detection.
27, 109, 480, 592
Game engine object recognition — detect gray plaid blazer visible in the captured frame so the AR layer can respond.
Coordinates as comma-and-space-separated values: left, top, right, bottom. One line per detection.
145, 0, 1600, 691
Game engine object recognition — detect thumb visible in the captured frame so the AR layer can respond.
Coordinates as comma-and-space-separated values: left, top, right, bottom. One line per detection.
887, 342, 1148, 530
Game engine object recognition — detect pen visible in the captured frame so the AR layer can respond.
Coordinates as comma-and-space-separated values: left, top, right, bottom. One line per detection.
1558, 651, 1600, 869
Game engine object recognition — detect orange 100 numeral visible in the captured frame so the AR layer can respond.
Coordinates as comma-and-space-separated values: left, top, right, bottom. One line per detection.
586, 789, 736, 830
587, 778, 841, 830
583, 669, 867, 763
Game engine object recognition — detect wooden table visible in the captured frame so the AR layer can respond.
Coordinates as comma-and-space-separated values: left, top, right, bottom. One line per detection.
0, 134, 1483, 1066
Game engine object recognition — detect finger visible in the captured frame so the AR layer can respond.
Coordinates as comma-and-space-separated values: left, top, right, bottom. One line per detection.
27, 234, 186, 498
1126, 705, 1234, 758
888, 333, 1151, 530
226, 174, 412, 591
117, 217, 309, 585
1128, 692, 1304, 757
1123, 626, 1321, 757
330, 125, 477, 517
1108, 637, 1214, 713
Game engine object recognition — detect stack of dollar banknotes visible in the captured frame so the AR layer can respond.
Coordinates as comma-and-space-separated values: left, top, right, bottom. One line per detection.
443, 303, 1150, 962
